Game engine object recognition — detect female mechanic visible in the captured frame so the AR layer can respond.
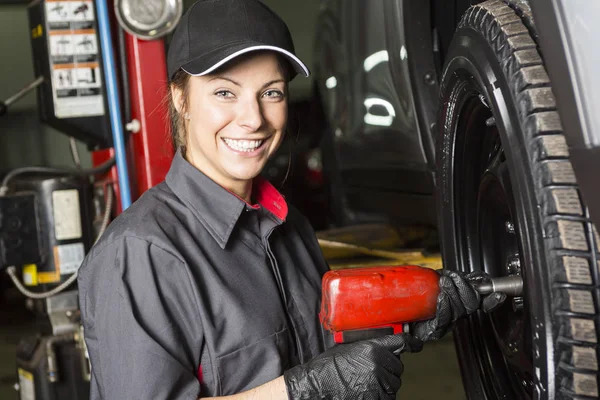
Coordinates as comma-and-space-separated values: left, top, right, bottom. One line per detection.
77, 0, 505, 399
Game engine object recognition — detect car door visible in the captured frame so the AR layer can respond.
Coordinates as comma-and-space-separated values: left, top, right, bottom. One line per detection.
334, 0, 433, 194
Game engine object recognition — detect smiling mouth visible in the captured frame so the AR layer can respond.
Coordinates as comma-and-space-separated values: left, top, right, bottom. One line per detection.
222, 138, 267, 152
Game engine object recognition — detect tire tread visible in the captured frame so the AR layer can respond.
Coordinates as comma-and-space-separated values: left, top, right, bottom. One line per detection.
459, 1, 600, 398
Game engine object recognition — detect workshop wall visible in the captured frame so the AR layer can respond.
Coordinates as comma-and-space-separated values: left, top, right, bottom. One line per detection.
260, 0, 319, 100
0, 6, 36, 110
0, 5, 90, 173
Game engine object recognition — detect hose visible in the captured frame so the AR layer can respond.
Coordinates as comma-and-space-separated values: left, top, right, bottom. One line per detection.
69, 137, 82, 169
95, 184, 114, 244
5, 183, 114, 299
6, 266, 78, 300
96, 0, 133, 211
46, 333, 76, 383
0, 157, 115, 196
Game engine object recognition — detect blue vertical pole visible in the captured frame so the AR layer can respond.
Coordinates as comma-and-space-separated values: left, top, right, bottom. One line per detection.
95, 0, 132, 210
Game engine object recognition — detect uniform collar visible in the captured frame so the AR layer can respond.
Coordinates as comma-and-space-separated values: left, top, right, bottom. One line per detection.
165, 150, 288, 249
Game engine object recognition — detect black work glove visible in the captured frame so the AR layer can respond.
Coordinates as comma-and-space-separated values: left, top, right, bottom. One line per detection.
410, 270, 507, 342
284, 333, 423, 400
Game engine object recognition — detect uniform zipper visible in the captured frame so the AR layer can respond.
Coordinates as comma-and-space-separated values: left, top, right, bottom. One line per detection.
263, 228, 304, 363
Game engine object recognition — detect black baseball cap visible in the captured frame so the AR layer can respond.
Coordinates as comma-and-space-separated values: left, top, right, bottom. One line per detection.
167, 0, 310, 80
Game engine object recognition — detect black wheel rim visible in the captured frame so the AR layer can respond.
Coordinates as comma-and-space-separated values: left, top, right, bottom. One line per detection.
453, 86, 534, 399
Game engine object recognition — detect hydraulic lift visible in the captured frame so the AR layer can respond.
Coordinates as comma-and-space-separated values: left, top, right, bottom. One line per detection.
0, 1, 179, 398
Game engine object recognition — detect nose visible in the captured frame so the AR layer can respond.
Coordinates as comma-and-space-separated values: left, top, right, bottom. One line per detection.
237, 96, 264, 132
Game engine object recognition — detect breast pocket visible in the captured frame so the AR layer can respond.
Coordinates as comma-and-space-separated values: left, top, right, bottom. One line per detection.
216, 327, 295, 395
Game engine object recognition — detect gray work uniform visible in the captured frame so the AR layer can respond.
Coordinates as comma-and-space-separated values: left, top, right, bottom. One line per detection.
77, 151, 333, 399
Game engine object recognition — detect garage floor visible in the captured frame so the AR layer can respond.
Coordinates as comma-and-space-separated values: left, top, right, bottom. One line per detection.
400, 335, 465, 399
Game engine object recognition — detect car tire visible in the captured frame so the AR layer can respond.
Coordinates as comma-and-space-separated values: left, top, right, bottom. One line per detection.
436, 1, 600, 399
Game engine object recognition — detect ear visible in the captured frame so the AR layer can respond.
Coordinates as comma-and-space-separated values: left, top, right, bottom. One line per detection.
170, 84, 185, 114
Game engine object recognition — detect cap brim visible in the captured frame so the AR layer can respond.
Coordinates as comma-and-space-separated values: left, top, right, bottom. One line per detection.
181, 42, 310, 78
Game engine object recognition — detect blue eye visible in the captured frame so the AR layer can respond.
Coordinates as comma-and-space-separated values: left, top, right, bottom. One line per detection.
215, 90, 234, 98
263, 90, 284, 99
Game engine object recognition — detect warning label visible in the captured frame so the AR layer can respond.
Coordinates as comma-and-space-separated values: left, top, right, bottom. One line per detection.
45, 0, 104, 118
54, 243, 86, 275
52, 189, 83, 240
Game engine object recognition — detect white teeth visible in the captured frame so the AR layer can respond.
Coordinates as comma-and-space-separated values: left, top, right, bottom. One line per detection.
223, 138, 264, 152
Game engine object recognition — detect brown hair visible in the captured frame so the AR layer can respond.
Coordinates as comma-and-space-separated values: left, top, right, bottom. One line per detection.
166, 52, 292, 154
167, 69, 192, 154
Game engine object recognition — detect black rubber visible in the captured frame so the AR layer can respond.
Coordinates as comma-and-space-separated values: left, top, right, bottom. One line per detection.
436, 1, 600, 399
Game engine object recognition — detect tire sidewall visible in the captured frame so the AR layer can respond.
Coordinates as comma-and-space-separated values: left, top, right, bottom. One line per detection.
436, 26, 554, 399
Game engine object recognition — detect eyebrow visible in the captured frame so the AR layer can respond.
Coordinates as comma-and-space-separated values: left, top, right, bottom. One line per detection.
260, 79, 285, 89
208, 76, 285, 89
208, 76, 241, 86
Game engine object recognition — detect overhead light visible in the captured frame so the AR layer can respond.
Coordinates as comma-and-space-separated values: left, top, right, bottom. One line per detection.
363, 50, 389, 72
364, 98, 396, 127
400, 45, 407, 61
325, 76, 337, 89
115, 0, 183, 40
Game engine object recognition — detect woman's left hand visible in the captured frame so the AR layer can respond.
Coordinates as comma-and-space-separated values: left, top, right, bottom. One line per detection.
410, 269, 507, 342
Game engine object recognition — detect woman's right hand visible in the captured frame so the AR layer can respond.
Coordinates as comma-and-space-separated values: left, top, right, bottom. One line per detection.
283, 333, 423, 400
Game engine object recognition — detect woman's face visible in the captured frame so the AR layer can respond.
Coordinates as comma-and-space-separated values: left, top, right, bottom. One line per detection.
177, 52, 288, 192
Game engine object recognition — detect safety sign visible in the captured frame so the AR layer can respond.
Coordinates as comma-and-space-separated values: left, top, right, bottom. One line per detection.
45, 0, 104, 118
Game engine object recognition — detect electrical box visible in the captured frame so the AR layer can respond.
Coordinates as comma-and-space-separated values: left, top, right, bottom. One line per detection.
4, 174, 95, 290
0, 194, 41, 269
28, 0, 113, 149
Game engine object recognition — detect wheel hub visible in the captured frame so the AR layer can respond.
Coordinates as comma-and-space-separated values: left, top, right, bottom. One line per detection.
456, 94, 535, 398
